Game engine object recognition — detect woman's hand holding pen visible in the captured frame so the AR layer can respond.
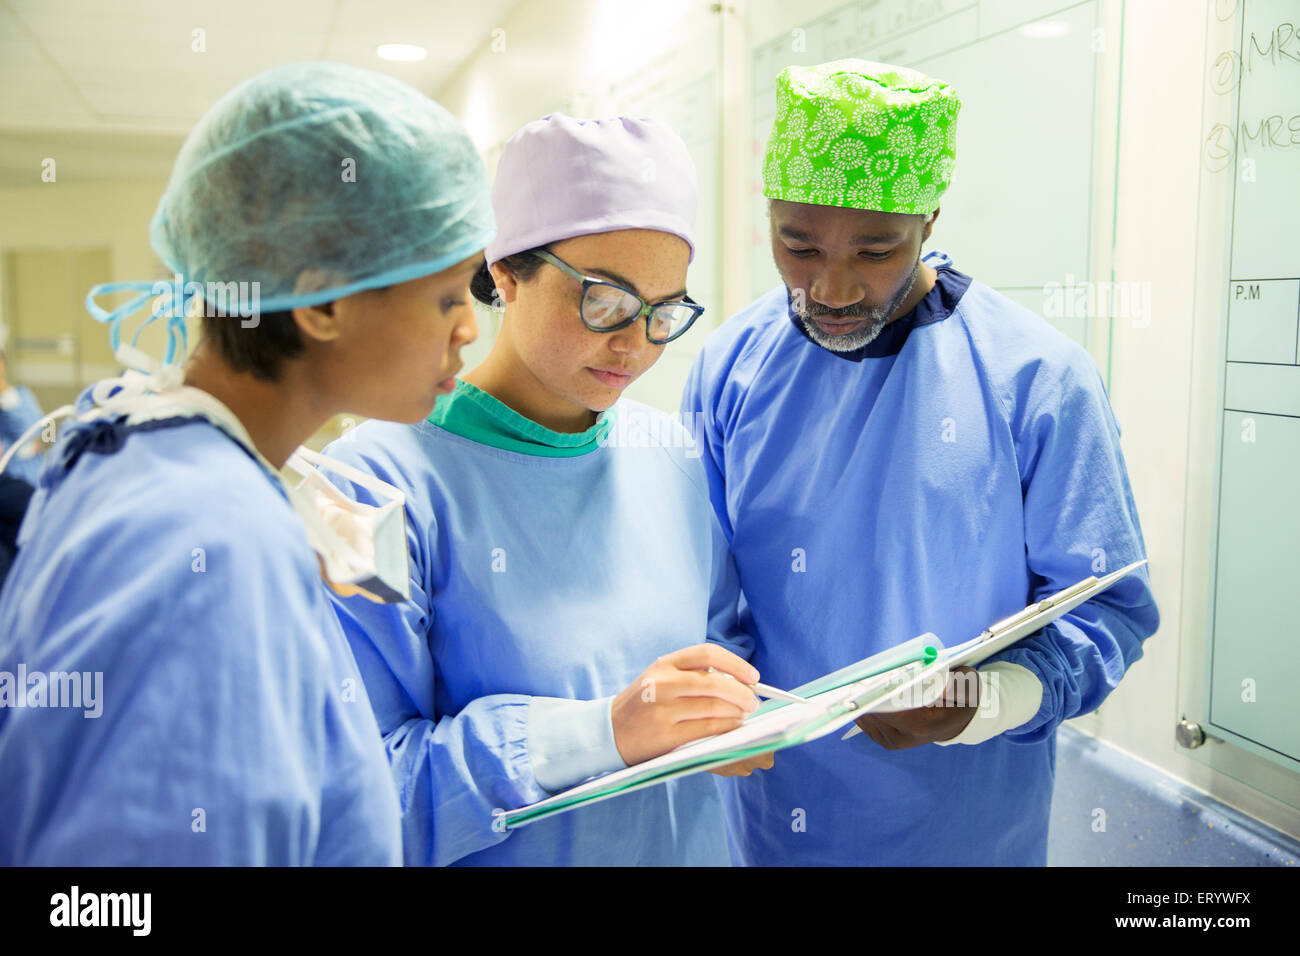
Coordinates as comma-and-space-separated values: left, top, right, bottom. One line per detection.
611, 644, 761, 766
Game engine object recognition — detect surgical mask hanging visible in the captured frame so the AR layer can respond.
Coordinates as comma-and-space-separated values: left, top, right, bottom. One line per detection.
0, 344, 413, 605
283, 447, 411, 605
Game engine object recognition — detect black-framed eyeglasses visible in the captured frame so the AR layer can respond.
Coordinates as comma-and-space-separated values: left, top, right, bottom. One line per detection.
530, 249, 705, 344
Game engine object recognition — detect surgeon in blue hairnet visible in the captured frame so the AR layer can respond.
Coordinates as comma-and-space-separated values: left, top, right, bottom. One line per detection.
0, 62, 495, 865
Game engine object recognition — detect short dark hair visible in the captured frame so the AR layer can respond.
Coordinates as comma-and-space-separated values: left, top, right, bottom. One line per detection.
199, 306, 304, 382
470, 248, 546, 308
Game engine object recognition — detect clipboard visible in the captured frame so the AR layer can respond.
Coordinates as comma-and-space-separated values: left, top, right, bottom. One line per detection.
942, 558, 1148, 669
500, 637, 949, 829
501, 558, 1148, 829
840, 558, 1149, 739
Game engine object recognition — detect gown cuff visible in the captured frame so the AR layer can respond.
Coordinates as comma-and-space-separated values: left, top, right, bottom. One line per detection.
934, 662, 1043, 746
526, 695, 627, 793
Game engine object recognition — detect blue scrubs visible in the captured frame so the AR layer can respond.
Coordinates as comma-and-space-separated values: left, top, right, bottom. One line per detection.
322, 389, 751, 866
0, 401, 402, 865
0, 385, 45, 486
681, 253, 1160, 866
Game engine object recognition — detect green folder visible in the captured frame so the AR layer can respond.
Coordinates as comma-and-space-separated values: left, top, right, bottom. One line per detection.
502, 560, 1149, 829
501, 561, 1154, 832
502, 635, 943, 829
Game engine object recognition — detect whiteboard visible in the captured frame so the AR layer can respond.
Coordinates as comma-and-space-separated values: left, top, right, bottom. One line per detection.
1204, 0, 1300, 774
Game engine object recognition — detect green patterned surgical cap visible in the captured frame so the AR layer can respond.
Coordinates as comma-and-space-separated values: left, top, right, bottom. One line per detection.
762, 59, 961, 215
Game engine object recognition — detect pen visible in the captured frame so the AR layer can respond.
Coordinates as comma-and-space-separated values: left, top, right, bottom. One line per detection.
707, 667, 810, 704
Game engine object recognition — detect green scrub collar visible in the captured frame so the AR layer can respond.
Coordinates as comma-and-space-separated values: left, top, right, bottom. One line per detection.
427, 379, 615, 458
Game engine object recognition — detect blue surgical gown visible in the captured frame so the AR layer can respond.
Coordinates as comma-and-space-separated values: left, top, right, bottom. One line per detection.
0, 385, 45, 486
681, 254, 1160, 866
0, 405, 402, 865
322, 397, 752, 866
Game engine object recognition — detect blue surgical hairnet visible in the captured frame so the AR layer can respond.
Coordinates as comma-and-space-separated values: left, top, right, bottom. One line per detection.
87, 61, 495, 363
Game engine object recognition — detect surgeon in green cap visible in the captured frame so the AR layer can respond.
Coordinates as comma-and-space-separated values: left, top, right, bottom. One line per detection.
682, 59, 1158, 865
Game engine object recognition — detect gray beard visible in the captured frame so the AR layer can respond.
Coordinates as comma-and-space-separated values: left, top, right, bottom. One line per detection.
794, 259, 920, 353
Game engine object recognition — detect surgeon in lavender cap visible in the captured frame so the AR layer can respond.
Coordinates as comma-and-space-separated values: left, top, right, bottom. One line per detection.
320, 113, 768, 866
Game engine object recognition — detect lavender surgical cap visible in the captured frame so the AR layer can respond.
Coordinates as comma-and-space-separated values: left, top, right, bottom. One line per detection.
485, 113, 698, 266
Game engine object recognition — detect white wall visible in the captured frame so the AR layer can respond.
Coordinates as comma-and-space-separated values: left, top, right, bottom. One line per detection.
0, 178, 170, 407
0, 178, 168, 328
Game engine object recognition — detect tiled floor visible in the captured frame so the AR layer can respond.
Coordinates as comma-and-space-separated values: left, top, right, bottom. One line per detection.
1048, 725, 1299, 866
